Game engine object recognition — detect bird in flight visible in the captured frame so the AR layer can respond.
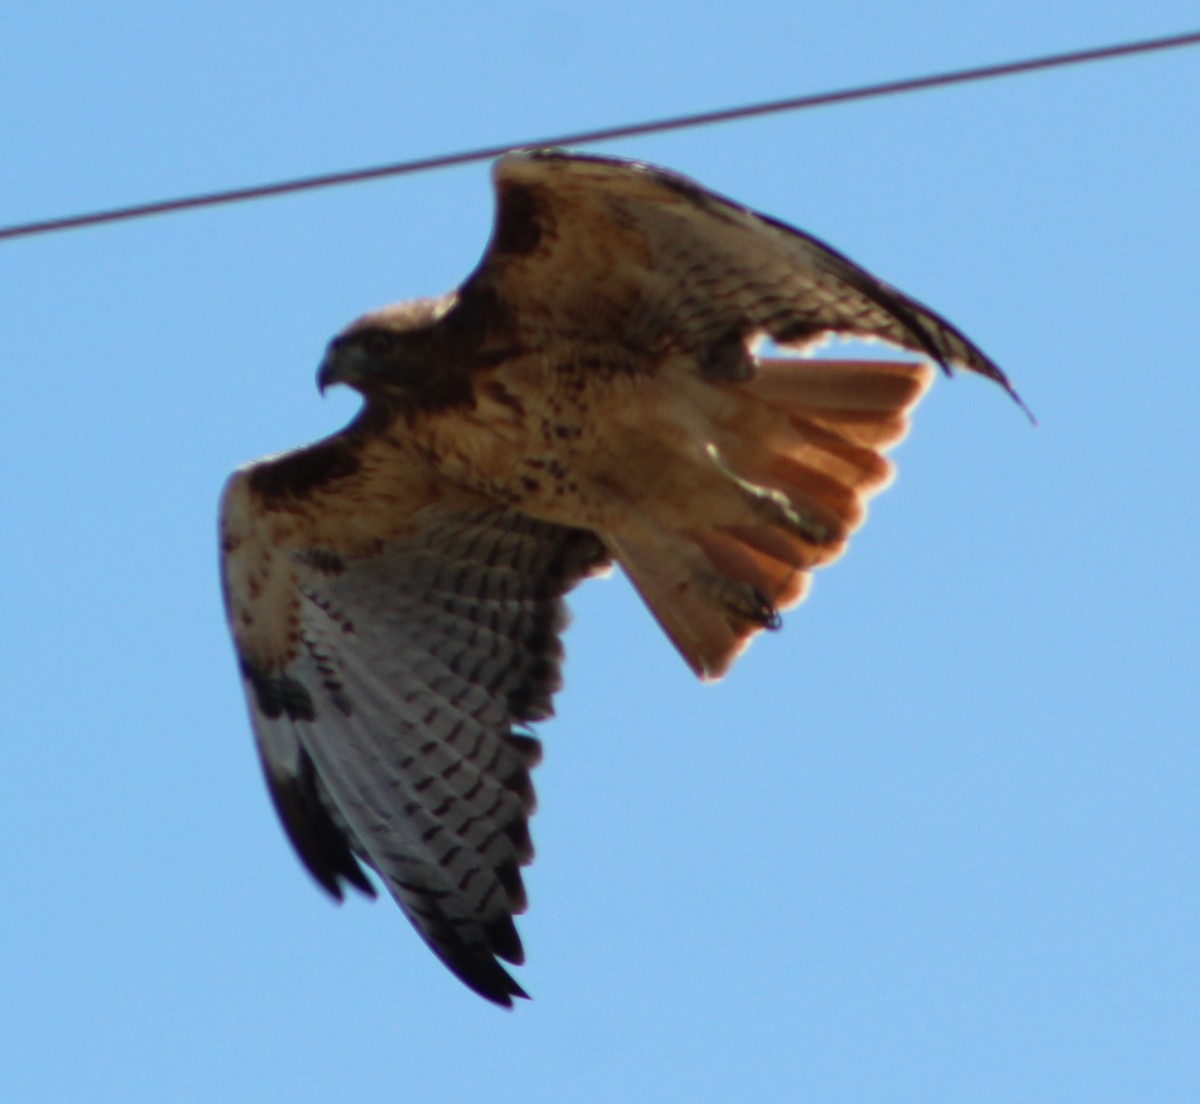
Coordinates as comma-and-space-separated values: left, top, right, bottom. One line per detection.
220, 150, 1023, 1005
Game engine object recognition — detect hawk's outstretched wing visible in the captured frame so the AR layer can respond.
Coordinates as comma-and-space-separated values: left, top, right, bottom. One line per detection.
221, 450, 608, 1005
466, 150, 1026, 413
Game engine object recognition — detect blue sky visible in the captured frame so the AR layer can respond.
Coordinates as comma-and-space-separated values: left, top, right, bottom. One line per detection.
3, 3, 1198, 1101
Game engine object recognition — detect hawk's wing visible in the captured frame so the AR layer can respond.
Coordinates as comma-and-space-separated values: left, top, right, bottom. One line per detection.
468, 149, 1026, 413
221, 456, 608, 1005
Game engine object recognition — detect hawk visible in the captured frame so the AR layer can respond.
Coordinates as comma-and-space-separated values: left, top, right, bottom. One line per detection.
220, 150, 1022, 1005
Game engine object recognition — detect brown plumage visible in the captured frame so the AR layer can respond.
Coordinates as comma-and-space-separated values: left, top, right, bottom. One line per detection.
220, 150, 1021, 1005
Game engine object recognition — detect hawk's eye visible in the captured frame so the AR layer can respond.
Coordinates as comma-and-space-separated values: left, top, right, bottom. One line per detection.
357, 331, 392, 358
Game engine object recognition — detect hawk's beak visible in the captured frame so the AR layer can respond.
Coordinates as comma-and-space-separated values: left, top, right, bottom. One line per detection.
317, 344, 353, 395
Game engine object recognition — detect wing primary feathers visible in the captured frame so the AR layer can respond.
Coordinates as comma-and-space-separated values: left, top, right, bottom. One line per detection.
260, 744, 376, 901
489, 148, 1032, 421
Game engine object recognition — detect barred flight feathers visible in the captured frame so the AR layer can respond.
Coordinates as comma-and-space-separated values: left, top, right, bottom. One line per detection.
223, 459, 608, 1005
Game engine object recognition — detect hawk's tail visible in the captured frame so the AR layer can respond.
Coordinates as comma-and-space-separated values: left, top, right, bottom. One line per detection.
607, 358, 934, 679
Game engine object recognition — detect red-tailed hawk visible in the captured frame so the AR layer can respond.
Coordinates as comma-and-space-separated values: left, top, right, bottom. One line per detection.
220, 150, 1021, 1005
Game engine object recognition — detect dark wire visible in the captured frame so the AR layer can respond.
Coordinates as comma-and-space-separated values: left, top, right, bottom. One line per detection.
2, 29, 1198, 244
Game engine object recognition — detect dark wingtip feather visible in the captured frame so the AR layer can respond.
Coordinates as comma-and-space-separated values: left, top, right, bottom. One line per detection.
393, 872, 532, 1006
495, 860, 529, 915
263, 752, 376, 901
456, 963, 529, 1007
485, 914, 526, 964
944, 342, 1035, 425
951, 358, 1036, 425
956, 356, 1036, 425
434, 936, 531, 1007
1005, 381, 1037, 426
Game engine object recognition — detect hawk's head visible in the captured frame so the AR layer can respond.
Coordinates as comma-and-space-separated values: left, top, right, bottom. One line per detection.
317, 294, 472, 414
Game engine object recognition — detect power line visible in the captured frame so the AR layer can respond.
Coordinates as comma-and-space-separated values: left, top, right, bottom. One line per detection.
2, 29, 1198, 245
